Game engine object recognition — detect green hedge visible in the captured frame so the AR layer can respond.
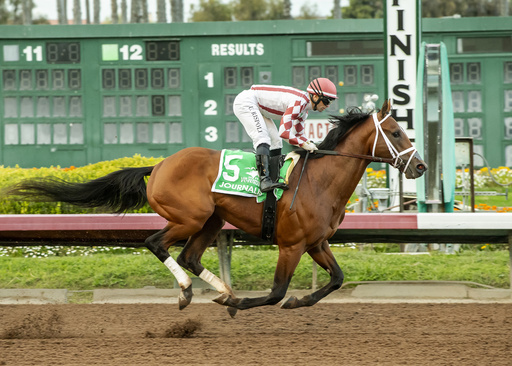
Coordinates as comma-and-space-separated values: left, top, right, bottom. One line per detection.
0, 155, 164, 214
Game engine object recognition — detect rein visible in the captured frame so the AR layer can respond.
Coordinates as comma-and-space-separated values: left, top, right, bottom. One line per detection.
314, 149, 396, 165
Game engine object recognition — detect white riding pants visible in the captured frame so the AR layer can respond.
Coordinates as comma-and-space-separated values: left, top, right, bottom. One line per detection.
233, 90, 283, 151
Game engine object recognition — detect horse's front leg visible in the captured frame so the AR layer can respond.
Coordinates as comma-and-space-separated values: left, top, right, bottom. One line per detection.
214, 245, 302, 310
281, 240, 344, 309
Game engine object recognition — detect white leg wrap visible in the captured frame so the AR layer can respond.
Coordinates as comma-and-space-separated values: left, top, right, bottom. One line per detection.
199, 269, 231, 294
163, 257, 192, 289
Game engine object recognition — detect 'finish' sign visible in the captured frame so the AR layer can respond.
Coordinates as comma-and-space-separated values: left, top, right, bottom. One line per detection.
385, 0, 420, 138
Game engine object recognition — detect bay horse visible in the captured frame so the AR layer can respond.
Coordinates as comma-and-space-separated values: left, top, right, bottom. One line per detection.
6, 100, 426, 315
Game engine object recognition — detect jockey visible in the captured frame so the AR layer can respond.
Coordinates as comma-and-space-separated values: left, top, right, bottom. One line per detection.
233, 77, 338, 192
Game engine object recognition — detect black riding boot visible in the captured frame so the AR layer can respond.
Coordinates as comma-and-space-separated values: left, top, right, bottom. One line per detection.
256, 144, 288, 193
270, 148, 282, 157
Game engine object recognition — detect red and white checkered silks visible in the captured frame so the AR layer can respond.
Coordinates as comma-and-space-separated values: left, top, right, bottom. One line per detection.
233, 85, 311, 150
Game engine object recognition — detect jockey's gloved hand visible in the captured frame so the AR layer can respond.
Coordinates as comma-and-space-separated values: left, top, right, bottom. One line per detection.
302, 140, 318, 152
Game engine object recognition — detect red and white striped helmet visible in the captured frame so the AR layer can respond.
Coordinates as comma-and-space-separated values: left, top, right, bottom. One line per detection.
307, 78, 338, 99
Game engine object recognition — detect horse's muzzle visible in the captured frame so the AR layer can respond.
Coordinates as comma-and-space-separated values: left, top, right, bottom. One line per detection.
404, 152, 427, 179
414, 151, 427, 176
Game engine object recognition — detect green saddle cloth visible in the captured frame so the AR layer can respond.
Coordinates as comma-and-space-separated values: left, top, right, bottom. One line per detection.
212, 149, 291, 203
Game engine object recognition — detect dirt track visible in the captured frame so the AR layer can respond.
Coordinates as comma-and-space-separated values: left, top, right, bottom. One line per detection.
1, 302, 511, 365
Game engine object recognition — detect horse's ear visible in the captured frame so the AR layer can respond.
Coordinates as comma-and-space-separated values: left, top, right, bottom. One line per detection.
378, 99, 392, 119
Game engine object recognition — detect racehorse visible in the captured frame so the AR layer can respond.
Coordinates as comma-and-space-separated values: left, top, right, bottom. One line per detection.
5, 100, 426, 316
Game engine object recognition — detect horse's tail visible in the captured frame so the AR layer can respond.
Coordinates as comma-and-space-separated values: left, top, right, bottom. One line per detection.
6, 166, 154, 213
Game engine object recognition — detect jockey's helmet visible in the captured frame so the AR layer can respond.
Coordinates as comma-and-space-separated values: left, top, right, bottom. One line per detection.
307, 78, 338, 100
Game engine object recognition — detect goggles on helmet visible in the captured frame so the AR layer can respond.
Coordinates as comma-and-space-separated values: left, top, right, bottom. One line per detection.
320, 97, 335, 106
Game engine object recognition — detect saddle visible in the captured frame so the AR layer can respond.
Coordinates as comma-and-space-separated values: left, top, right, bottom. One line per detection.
210, 149, 294, 242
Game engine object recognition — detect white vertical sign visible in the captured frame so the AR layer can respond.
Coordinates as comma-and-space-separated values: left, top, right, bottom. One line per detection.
386, 0, 418, 139
386, 0, 420, 210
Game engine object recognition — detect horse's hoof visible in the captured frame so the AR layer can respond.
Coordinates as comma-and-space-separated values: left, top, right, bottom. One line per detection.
213, 293, 240, 308
226, 306, 238, 318
178, 285, 193, 310
281, 296, 299, 309
212, 293, 231, 306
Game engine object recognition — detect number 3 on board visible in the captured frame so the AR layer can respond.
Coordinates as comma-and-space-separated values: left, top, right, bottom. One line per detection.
205, 126, 218, 142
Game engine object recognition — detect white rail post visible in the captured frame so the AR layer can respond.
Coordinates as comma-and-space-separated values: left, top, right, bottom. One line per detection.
312, 262, 317, 291
216, 231, 232, 288
509, 234, 512, 291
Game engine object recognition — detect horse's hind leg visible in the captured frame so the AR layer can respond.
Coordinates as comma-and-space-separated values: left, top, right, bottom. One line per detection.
176, 213, 239, 317
177, 214, 237, 300
145, 228, 193, 310
281, 240, 344, 309
214, 244, 302, 310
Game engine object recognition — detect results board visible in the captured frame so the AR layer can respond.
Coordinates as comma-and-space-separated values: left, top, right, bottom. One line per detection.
0, 21, 386, 167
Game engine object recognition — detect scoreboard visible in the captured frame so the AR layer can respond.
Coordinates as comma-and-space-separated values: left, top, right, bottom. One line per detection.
0, 21, 387, 167
0, 18, 511, 167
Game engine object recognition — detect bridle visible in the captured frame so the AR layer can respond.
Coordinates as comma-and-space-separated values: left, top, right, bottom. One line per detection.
315, 112, 417, 173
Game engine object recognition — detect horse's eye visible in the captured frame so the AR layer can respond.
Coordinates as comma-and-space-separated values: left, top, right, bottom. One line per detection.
392, 131, 400, 138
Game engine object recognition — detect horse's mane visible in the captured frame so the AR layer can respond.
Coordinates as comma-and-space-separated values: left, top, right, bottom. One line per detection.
301, 107, 371, 159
